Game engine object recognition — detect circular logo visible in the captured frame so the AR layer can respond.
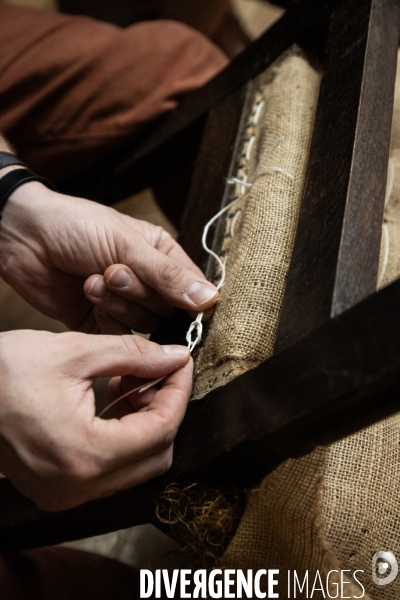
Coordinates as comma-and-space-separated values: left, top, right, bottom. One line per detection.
372, 551, 398, 586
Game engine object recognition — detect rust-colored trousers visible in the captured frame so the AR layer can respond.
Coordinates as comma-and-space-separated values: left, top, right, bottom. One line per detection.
0, 3, 227, 180
0, 4, 227, 598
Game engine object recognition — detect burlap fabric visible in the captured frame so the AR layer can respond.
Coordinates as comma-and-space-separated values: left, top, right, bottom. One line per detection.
216, 53, 400, 600
192, 48, 321, 399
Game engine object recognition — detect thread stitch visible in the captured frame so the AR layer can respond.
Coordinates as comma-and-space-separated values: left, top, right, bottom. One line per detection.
99, 121, 293, 416
378, 158, 396, 288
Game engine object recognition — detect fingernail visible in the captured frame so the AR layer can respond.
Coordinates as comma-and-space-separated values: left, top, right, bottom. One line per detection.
185, 281, 218, 307
162, 345, 190, 357
107, 268, 131, 289
88, 277, 109, 299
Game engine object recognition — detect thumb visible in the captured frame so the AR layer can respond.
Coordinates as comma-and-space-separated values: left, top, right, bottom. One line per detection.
71, 333, 190, 379
125, 237, 220, 312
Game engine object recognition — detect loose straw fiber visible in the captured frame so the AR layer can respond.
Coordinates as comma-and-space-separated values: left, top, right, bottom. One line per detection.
218, 51, 400, 600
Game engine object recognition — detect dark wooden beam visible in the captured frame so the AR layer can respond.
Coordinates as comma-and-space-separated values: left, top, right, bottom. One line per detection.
3, 277, 400, 550
332, 0, 400, 316
59, 0, 339, 201
275, 0, 400, 352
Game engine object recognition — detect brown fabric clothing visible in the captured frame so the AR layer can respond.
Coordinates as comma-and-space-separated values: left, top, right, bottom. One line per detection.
0, 3, 227, 180
58, 0, 250, 58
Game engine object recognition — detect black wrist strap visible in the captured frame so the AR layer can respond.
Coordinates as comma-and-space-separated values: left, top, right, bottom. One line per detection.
0, 169, 57, 219
0, 151, 27, 171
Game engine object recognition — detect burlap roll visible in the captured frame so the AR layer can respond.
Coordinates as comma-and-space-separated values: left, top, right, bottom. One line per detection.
192, 48, 321, 399
218, 52, 400, 600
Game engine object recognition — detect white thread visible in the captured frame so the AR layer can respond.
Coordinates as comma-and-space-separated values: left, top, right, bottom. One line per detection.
227, 165, 293, 185
230, 210, 242, 237
270, 135, 285, 154
246, 136, 255, 160
185, 135, 293, 355
225, 177, 252, 189
256, 166, 294, 179
378, 223, 390, 288
377, 158, 395, 288
253, 100, 265, 125
229, 137, 294, 186
250, 136, 295, 181
186, 196, 242, 351
201, 196, 243, 291
186, 313, 203, 352
242, 174, 249, 195
385, 158, 395, 207
98, 376, 165, 418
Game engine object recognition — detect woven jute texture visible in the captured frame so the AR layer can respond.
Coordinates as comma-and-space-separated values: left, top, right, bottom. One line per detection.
219, 52, 400, 600
192, 48, 321, 399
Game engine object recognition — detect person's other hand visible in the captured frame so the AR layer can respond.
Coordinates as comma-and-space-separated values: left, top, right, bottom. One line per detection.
0, 330, 192, 511
0, 182, 219, 333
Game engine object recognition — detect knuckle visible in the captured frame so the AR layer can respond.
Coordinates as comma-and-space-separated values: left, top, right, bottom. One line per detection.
123, 334, 149, 359
159, 261, 185, 286
59, 332, 87, 361
61, 452, 101, 486
154, 225, 166, 239
158, 227, 173, 246
163, 427, 177, 449
157, 449, 174, 476
157, 422, 178, 452
116, 301, 131, 319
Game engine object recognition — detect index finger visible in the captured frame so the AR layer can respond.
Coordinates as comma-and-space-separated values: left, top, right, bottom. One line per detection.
125, 238, 219, 312
160, 236, 206, 281
138, 221, 206, 281
92, 359, 193, 471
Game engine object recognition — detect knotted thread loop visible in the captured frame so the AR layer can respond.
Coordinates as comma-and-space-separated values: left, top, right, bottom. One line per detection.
186, 313, 204, 353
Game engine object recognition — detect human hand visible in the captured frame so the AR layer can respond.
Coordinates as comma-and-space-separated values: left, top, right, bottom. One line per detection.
0, 182, 219, 333
0, 330, 192, 511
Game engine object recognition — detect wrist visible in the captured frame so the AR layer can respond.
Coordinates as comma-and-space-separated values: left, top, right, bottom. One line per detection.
8, 178, 54, 202
0, 178, 54, 225
0, 151, 56, 205
0, 180, 55, 286
0, 167, 56, 220
0, 176, 55, 246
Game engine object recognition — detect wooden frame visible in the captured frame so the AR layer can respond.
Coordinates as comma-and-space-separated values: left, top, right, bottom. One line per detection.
0, 0, 399, 552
